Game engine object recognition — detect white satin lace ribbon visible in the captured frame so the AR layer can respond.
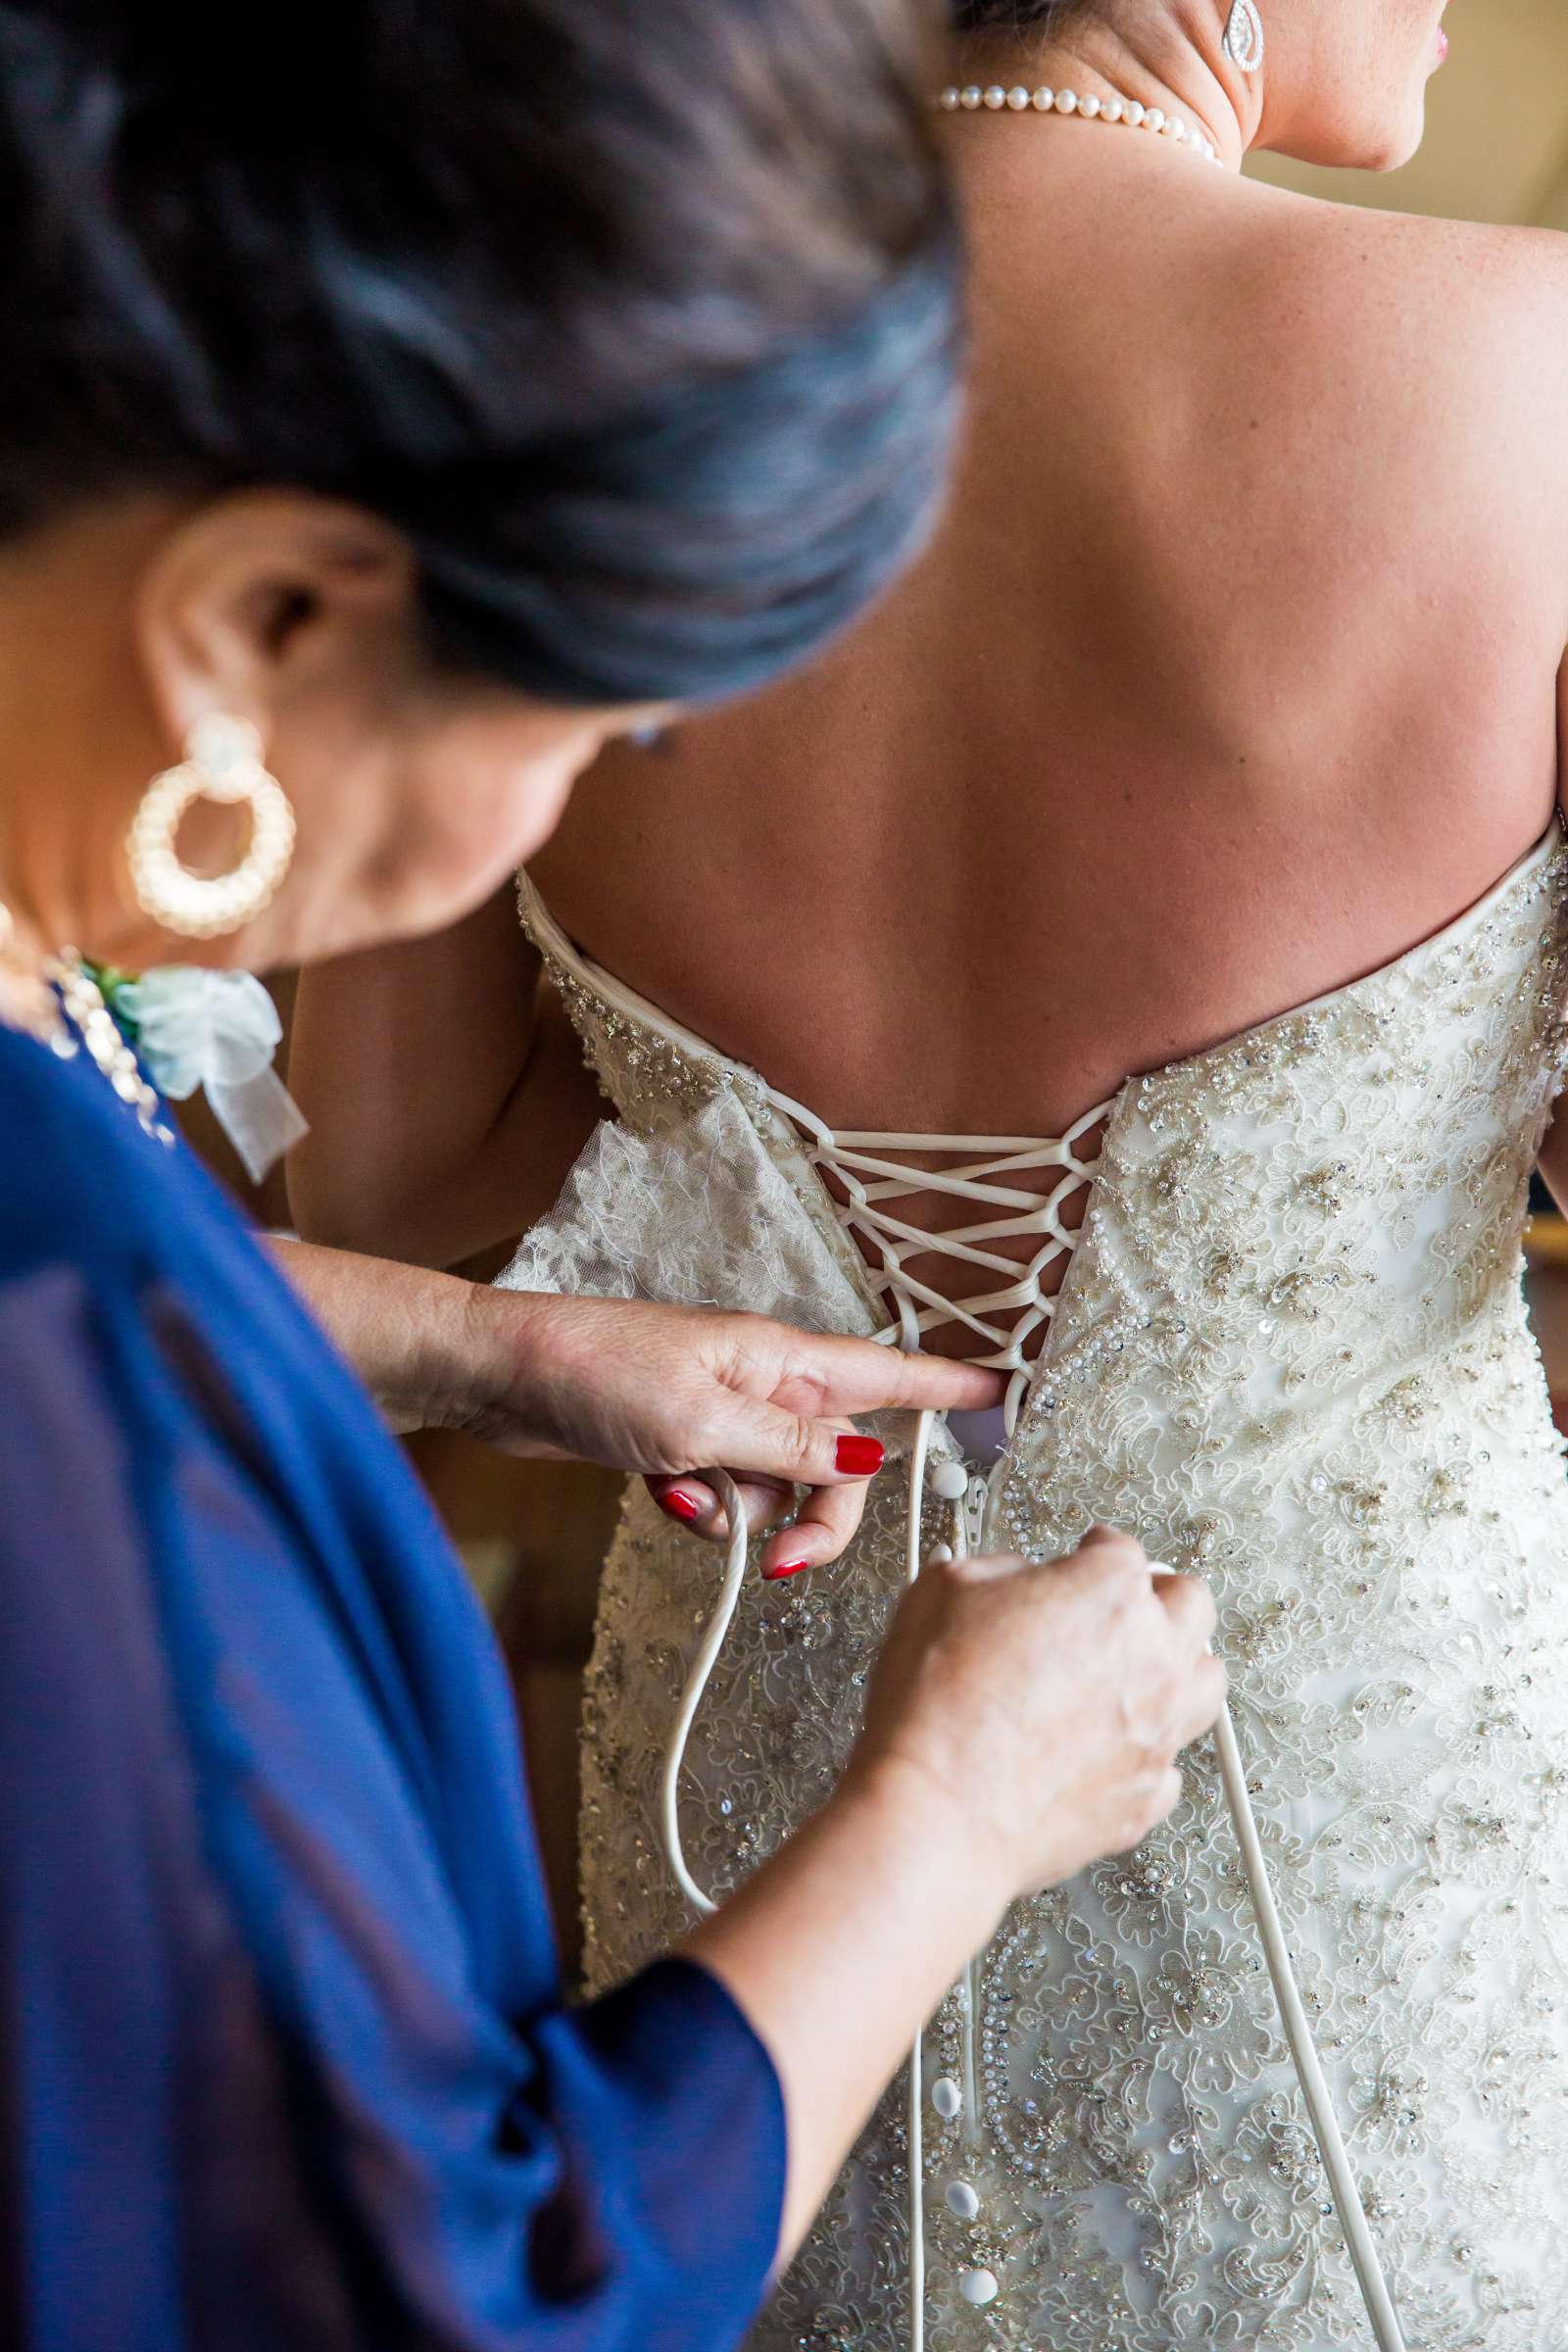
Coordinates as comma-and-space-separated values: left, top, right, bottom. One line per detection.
660, 1466, 752, 1921
904, 1409, 937, 2352
1214, 1705, 1408, 2350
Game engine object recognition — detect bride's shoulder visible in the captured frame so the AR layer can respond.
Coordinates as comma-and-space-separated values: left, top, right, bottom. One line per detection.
1240, 179, 1568, 363
1225, 180, 1568, 473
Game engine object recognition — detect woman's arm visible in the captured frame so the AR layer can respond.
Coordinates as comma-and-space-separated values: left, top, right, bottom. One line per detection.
0, 1270, 784, 2351
272, 1240, 1005, 1576
689, 1531, 1222, 2258
0, 1272, 1222, 2343
288, 885, 602, 1270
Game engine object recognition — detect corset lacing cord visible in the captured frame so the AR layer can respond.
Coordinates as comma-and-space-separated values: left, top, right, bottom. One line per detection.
769, 1092, 1115, 1432
654, 1106, 1406, 2351
1213, 1714, 1408, 2350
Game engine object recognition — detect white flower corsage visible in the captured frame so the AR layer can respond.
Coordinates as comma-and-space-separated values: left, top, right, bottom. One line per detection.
108, 966, 309, 1184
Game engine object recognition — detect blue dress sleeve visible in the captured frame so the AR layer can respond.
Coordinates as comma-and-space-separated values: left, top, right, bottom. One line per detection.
0, 1258, 785, 2352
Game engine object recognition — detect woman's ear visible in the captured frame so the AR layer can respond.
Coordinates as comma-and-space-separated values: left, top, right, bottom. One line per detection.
131, 490, 421, 752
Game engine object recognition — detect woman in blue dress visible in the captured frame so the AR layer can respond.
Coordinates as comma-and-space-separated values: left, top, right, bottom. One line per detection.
0, 4, 1224, 2346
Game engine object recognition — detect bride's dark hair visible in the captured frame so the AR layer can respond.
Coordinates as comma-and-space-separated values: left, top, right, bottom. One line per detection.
0, 0, 959, 707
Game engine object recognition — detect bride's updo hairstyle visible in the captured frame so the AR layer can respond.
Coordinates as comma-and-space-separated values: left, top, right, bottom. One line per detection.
0, 0, 959, 707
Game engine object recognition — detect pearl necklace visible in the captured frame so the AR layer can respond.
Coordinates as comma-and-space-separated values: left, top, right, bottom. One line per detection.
938, 77, 1226, 169
49, 953, 176, 1144
0, 901, 174, 1146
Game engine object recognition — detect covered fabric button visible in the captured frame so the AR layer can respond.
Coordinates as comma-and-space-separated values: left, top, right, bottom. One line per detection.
931, 2077, 962, 2120
928, 1457, 969, 1501
959, 2268, 1000, 2306
946, 2180, 980, 2220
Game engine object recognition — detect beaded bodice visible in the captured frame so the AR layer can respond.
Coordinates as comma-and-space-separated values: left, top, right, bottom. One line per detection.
506, 827, 1568, 2351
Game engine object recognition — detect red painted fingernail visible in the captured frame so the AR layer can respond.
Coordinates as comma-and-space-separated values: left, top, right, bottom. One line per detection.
662, 1489, 703, 1524
763, 1558, 810, 1583
835, 1435, 885, 1476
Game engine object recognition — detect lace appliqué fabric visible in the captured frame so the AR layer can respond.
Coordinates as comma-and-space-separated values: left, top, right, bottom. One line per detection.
498, 1094, 878, 1345
516, 837, 1568, 2350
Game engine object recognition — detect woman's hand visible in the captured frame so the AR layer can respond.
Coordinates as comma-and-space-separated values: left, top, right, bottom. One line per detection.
848, 1526, 1225, 1897
457, 1288, 1004, 1576
271, 1243, 1003, 1574
688, 1525, 1225, 2258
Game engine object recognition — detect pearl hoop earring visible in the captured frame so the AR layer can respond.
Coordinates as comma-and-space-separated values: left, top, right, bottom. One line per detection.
125, 714, 296, 942
1223, 0, 1265, 74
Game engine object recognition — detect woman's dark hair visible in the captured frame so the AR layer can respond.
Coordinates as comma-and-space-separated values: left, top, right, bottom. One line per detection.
0, 0, 961, 706
951, 3, 1067, 26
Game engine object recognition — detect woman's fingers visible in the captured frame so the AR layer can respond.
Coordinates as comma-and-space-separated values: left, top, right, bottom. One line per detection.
695, 1393, 893, 1489
1152, 1568, 1219, 1653
644, 1472, 796, 1542
767, 1333, 1005, 1421
645, 1473, 720, 1531
758, 1474, 871, 1582
646, 1457, 872, 1578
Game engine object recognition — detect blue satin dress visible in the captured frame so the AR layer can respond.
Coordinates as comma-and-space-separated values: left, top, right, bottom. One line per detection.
0, 1016, 784, 2351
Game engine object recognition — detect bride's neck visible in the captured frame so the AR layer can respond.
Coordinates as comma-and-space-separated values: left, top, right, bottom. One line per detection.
963, 7, 1255, 172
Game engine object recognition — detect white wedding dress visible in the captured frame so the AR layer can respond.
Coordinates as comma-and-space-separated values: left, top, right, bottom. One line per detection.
501, 823, 1568, 2351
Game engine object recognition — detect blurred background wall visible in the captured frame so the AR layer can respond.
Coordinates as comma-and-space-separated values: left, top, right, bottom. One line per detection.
1250, 0, 1568, 225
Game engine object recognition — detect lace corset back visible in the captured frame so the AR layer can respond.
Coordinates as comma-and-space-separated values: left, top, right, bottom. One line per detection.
512, 876, 1127, 1384
505, 826, 1568, 2352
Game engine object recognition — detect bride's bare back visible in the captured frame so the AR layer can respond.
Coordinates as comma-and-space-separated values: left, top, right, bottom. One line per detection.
290, 2, 1568, 1289
530, 125, 1568, 1140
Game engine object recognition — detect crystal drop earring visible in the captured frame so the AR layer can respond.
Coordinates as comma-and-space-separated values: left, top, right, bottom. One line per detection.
1223, 0, 1265, 74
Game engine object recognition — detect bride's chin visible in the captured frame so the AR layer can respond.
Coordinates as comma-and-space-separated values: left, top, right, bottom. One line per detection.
1365, 127, 1427, 173
1268, 84, 1428, 175
1347, 97, 1429, 174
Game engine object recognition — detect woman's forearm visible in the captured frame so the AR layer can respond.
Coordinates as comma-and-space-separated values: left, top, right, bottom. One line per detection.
270, 1238, 505, 1434
685, 1758, 1008, 2264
